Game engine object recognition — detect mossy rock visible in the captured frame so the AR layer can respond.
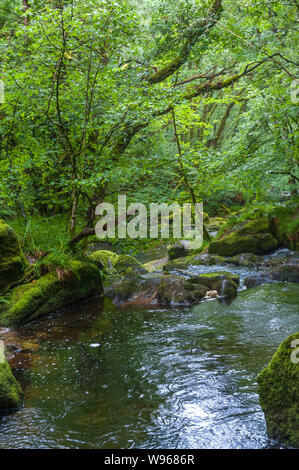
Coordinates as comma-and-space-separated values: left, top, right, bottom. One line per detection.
157, 275, 208, 306
0, 260, 102, 326
144, 257, 168, 272
0, 343, 23, 410
209, 218, 279, 256
188, 271, 239, 290
0, 220, 27, 292
214, 279, 238, 298
107, 275, 163, 305
258, 332, 299, 448
167, 242, 188, 261
89, 250, 119, 270
114, 255, 148, 275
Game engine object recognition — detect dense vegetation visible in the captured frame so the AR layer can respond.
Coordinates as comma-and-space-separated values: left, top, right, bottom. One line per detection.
0, 0, 298, 259
0, 1, 298, 450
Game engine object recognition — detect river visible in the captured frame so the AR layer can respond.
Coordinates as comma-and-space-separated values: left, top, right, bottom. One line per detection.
0, 268, 298, 449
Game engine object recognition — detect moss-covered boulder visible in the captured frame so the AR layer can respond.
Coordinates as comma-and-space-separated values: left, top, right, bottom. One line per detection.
209, 218, 279, 256
167, 242, 188, 261
89, 250, 147, 276
258, 332, 299, 448
189, 272, 239, 290
88, 250, 119, 270
0, 342, 23, 410
0, 220, 27, 292
214, 278, 238, 298
157, 275, 208, 306
114, 254, 148, 275
0, 260, 102, 326
107, 274, 163, 305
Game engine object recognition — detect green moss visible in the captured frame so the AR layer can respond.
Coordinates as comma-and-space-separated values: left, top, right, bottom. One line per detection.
0, 257, 26, 291
0, 345, 23, 410
0, 220, 27, 292
258, 332, 299, 448
209, 230, 278, 257
239, 218, 271, 234
189, 272, 239, 289
88, 250, 119, 270
270, 206, 299, 250
0, 260, 102, 326
0, 219, 22, 261
114, 255, 148, 275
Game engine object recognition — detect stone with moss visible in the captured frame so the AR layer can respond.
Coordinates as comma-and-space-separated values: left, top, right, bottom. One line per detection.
189, 272, 239, 290
144, 257, 168, 273
88, 250, 119, 270
167, 242, 188, 261
157, 275, 208, 306
114, 254, 148, 275
0, 220, 27, 292
209, 218, 279, 257
0, 343, 23, 410
107, 274, 163, 305
214, 278, 238, 298
0, 260, 102, 326
258, 332, 299, 448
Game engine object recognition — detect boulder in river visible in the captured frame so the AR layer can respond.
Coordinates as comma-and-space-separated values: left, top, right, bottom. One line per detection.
270, 263, 299, 283
189, 272, 240, 289
214, 278, 238, 298
0, 220, 27, 292
167, 241, 188, 261
209, 218, 279, 257
258, 332, 299, 448
157, 275, 208, 306
106, 274, 163, 305
244, 275, 274, 289
0, 260, 102, 326
0, 342, 23, 411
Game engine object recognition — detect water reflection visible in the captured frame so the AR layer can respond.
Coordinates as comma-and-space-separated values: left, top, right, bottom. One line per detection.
0, 283, 298, 449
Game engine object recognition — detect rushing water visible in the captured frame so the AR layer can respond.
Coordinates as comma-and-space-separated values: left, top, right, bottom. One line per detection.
0, 278, 298, 449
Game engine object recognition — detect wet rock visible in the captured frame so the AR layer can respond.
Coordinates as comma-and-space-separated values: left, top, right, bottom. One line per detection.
167, 242, 188, 261
157, 276, 208, 306
214, 278, 238, 298
244, 275, 274, 289
0, 342, 23, 410
226, 253, 264, 267
270, 264, 299, 283
106, 274, 163, 305
189, 272, 240, 290
258, 332, 299, 448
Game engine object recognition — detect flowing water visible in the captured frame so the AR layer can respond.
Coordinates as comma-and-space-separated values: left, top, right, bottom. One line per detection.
0, 268, 298, 449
